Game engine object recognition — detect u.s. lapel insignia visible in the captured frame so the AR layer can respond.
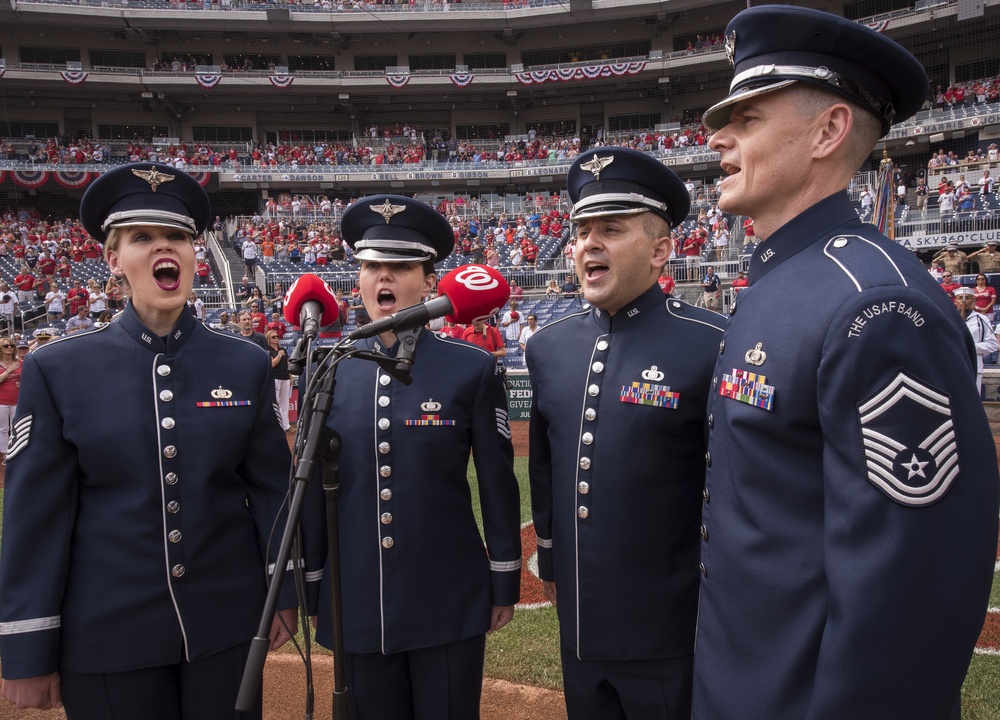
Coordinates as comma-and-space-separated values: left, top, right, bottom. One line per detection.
580, 154, 614, 181
858, 370, 958, 506
406, 398, 456, 426
719, 368, 775, 411
371, 199, 407, 224
745, 342, 767, 366
196, 386, 251, 408
132, 167, 176, 192
620, 366, 679, 409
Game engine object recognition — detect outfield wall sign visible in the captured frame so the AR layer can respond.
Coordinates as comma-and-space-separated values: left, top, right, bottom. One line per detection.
506, 371, 533, 421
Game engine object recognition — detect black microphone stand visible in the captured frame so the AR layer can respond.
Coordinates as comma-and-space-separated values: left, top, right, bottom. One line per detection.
237, 333, 416, 719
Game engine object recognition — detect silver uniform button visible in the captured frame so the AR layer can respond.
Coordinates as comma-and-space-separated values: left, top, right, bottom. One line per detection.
380, 488, 392, 501
164, 472, 178, 485
161, 417, 175, 430
379, 375, 391, 386
833, 236, 849, 248
163, 445, 177, 459
159, 390, 173, 402
578, 481, 590, 495
380, 513, 393, 525
380, 465, 392, 478
597, 340, 609, 351
578, 506, 589, 519
168, 530, 182, 543
591, 362, 604, 374
719, 339, 725, 354
712, 377, 718, 389
172, 564, 186, 578
382, 537, 394, 549
700, 525, 709, 541
378, 442, 391, 454
703, 487, 711, 504
699, 562, 707, 577
705, 451, 712, 467
584, 408, 596, 421
581, 432, 594, 445
708, 413, 714, 429
580, 457, 591, 470
378, 396, 390, 407
378, 418, 390, 430
588, 384, 600, 397
167, 501, 180, 514
157, 364, 171, 377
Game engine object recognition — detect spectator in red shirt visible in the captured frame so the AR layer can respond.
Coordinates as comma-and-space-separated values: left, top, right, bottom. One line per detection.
657, 267, 676, 297
461, 318, 506, 359
940, 271, 961, 295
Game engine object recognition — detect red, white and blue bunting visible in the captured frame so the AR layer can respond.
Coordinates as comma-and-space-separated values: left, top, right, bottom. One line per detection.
53, 170, 93, 189
195, 74, 222, 88
0, 67, 5, 79
12, 169, 49, 189
450, 72, 475, 88
187, 171, 211, 187
865, 19, 890, 33
386, 73, 411, 89
60, 70, 89, 85
515, 61, 646, 85
269, 74, 294, 88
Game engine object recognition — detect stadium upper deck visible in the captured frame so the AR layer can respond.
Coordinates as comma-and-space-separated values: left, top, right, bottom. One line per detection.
2, 0, 1000, 231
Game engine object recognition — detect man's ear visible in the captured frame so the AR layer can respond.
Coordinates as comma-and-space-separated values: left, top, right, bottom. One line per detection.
812, 103, 853, 160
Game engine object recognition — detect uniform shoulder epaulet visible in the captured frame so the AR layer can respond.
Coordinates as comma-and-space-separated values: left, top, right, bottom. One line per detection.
822, 234, 908, 292
664, 297, 726, 332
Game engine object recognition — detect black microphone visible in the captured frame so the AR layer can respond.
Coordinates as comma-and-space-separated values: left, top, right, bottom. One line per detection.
347, 295, 453, 342
347, 264, 511, 342
283, 274, 340, 341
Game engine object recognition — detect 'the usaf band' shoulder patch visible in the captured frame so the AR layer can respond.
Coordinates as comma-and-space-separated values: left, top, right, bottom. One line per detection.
858, 370, 959, 507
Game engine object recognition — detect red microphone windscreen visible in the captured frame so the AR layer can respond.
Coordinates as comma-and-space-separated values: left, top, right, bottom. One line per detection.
283, 273, 340, 327
437, 264, 511, 324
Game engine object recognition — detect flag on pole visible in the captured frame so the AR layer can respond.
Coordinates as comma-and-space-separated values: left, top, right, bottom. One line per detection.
871, 150, 895, 241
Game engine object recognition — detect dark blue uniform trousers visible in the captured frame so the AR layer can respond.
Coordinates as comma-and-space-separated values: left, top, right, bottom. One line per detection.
345, 634, 486, 720
60, 641, 259, 720
561, 641, 692, 720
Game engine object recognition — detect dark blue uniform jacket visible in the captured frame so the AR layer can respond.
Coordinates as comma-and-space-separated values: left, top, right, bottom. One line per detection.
527, 285, 725, 660
693, 192, 999, 720
308, 329, 521, 655
0, 304, 294, 678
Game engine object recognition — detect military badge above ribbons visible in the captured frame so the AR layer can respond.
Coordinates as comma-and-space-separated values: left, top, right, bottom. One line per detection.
620, 366, 679, 409
858, 370, 958, 507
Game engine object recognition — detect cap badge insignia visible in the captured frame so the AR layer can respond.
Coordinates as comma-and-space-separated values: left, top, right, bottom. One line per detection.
132, 168, 176, 192
580, 154, 614, 181
745, 342, 767, 366
212, 386, 233, 399
725, 30, 737, 67
372, 199, 407, 224
641, 366, 665, 382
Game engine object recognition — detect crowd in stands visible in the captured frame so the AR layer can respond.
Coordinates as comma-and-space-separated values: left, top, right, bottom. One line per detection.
933, 79, 1000, 109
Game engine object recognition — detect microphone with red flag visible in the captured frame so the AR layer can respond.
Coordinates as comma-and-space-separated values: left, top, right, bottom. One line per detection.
283, 273, 340, 340
347, 264, 510, 341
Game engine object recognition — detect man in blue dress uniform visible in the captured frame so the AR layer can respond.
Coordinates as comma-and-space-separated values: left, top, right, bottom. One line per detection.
526, 147, 725, 719
304, 195, 521, 720
693, 7, 999, 720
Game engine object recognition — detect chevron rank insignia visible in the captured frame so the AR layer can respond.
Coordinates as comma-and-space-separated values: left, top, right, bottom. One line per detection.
858, 371, 958, 507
